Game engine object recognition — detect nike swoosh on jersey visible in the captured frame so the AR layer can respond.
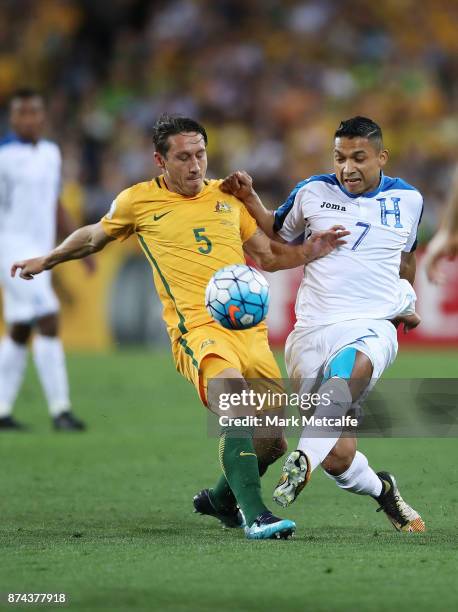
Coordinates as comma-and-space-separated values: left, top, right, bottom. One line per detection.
153, 211, 172, 221
240, 451, 257, 457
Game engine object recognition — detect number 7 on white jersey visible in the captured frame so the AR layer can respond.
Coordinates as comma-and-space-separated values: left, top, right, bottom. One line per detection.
351, 221, 371, 251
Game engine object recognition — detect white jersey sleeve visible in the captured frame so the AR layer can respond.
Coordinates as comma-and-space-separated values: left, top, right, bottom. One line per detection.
273, 181, 307, 241
403, 193, 423, 253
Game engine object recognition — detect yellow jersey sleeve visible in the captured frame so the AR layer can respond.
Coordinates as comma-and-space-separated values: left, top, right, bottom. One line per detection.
101, 188, 135, 241
239, 203, 258, 243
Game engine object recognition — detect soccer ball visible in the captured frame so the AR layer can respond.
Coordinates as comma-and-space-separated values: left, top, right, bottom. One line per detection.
205, 264, 270, 330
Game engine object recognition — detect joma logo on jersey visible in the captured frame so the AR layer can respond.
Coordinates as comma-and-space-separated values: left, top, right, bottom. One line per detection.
215, 201, 232, 213
321, 202, 347, 212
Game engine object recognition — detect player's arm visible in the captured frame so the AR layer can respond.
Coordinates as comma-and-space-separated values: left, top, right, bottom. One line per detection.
11, 222, 113, 280
399, 251, 416, 285
394, 252, 419, 334
57, 200, 96, 274
221, 171, 278, 240
243, 226, 348, 272
424, 164, 458, 283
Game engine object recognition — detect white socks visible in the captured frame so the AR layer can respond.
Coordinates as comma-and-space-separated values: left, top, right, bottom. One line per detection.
0, 336, 28, 417
32, 335, 70, 417
326, 450, 382, 497
0, 334, 71, 417
297, 377, 353, 471
295, 377, 382, 498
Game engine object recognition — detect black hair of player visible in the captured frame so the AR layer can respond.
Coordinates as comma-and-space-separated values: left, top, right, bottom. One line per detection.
152, 114, 208, 157
9, 88, 44, 107
335, 116, 383, 151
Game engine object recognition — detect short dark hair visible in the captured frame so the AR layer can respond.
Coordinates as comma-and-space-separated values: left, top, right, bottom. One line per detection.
9, 88, 43, 107
334, 116, 383, 150
152, 114, 208, 157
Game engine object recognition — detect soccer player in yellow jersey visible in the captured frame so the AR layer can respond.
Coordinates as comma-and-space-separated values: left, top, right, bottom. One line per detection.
11, 115, 348, 540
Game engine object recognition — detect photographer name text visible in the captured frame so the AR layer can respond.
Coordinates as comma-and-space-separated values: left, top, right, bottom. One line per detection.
218, 415, 358, 428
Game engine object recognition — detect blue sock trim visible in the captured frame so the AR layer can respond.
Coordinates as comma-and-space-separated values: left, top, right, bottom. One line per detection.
323, 347, 357, 382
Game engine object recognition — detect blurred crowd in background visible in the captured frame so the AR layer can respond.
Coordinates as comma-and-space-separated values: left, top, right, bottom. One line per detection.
0, 0, 457, 239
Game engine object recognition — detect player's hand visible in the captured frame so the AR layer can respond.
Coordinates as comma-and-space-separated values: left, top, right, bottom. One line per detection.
423, 229, 458, 284
390, 312, 421, 334
220, 171, 255, 201
304, 225, 350, 262
11, 257, 47, 280
82, 255, 97, 275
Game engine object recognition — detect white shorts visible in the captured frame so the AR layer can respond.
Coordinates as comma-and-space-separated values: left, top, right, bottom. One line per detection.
285, 318, 398, 394
0, 264, 59, 324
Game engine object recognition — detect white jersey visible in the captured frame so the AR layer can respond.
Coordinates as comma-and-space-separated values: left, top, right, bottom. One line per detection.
0, 135, 61, 261
274, 173, 423, 327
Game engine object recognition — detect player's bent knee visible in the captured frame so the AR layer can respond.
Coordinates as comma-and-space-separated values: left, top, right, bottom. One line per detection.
321, 438, 356, 476
10, 323, 32, 345
37, 313, 59, 337
322, 453, 354, 476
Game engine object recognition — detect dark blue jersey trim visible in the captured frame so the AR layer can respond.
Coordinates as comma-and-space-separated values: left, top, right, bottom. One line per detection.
274, 173, 421, 233
0, 133, 47, 147
274, 174, 338, 232
405, 201, 424, 253
381, 175, 419, 193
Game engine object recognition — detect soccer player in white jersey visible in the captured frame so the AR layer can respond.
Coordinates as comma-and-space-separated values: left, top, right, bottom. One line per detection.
0, 89, 89, 431
222, 116, 425, 532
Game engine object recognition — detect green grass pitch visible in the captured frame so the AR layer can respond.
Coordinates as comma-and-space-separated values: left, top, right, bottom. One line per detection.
1, 349, 457, 611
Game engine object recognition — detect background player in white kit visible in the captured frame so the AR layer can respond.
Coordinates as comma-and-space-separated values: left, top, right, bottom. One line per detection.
222, 116, 425, 533
0, 89, 90, 431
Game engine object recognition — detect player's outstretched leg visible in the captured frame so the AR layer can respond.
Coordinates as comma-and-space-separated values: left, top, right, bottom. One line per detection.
273, 375, 353, 507
218, 425, 295, 539
203, 368, 295, 540
194, 437, 283, 529
317, 347, 425, 532
373, 471, 425, 532
324, 447, 426, 532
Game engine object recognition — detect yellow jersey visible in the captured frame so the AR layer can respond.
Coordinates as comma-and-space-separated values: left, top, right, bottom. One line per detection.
101, 175, 258, 343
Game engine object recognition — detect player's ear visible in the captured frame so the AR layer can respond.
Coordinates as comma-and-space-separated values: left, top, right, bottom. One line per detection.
154, 151, 166, 170
379, 148, 388, 168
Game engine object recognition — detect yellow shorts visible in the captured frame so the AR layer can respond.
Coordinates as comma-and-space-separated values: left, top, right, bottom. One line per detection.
172, 322, 282, 406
